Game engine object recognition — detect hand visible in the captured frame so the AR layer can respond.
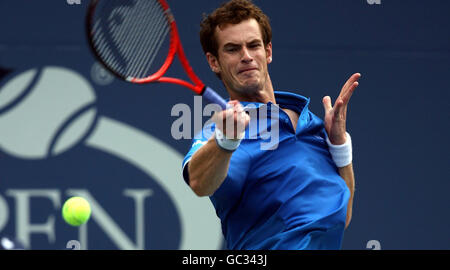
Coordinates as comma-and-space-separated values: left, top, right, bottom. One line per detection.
212, 100, 250, 139
322, 73, 361, 145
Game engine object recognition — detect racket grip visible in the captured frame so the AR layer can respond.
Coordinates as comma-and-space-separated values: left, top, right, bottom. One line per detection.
202, 86, 227, 110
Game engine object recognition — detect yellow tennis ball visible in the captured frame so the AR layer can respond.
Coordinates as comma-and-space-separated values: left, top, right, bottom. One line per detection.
62, 197, 91, 226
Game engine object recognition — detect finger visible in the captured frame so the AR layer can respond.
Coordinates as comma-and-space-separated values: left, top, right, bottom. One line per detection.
229, 109, 249, 138
211, 110, 224, 123
244, 111, 251, 124
341, 81, 359, 105
352, 72, 361, 80
217, 108, 232, 127
333, 98, 345, 118
347, 73, 361, 86
232, 105, 244, 123
224, 108, 238, 138
235, 103, 244, 113
226, 100, 240, 109
235, 111, 249, 139
322, 96, 333, 112
225, 107, 236, 119
340, 73, 361, 99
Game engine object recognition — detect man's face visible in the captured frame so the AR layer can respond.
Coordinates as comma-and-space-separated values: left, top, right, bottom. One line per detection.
207, 19, 272, 97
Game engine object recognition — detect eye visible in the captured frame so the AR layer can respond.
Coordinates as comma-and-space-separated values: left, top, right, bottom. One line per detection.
226, 47, 239, 52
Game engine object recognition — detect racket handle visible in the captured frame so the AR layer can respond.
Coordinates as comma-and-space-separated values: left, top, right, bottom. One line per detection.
202, 86, 227, 110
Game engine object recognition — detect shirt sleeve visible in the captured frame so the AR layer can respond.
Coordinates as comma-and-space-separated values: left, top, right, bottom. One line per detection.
181, 123, 215, 185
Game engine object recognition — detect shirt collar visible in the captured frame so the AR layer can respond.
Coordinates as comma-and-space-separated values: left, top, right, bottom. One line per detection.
238, 91, 310, 115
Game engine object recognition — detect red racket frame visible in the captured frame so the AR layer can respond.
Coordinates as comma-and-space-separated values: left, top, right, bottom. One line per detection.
129, 0, 205, 95
86, 0, 206, 95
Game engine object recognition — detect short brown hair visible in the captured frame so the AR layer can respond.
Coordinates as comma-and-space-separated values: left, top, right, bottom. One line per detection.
199, 0, 272, 57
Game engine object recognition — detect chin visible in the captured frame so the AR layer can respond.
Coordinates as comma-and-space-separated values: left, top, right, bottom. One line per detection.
245, 78, 263, 89
226, 77, 263, 95
239, 82, 262, 94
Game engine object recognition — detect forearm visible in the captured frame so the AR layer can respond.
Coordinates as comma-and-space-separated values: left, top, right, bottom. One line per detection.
338, 163, 355, 229
188, 136, 233, 197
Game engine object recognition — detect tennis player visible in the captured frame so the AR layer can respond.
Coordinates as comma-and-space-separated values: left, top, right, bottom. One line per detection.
182, 0, 359, 250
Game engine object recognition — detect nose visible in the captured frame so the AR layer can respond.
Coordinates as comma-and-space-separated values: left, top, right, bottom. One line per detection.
241, 47, 253, 63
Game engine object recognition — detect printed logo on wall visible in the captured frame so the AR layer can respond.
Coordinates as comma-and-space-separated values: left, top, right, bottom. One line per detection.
0, 66, 222, 249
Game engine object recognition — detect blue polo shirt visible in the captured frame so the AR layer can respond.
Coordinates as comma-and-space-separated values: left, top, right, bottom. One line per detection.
182, 91, 350, 250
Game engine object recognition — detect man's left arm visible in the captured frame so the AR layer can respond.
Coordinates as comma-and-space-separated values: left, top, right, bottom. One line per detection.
322, 72, 361, 229
339, 164, 355, 229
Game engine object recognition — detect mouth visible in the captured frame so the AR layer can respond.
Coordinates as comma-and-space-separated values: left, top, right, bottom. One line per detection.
238, 67, 258, 74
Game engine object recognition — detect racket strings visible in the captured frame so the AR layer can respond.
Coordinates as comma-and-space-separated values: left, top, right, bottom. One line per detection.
138, 7, 170, 78
128, 1, 169, 78
91, 0, 170, 79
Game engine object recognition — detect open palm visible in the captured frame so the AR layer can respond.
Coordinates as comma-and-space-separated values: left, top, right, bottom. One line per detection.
323, 73, 361, 145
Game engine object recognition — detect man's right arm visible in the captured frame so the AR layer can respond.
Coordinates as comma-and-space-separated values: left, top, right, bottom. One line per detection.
187, 100, 250, 197
187, 137, 233, 197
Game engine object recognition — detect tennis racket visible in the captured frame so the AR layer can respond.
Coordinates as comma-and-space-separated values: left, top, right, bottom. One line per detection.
86, 0, 227, 109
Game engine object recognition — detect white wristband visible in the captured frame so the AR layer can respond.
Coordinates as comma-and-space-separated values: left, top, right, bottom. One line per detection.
326, 132, 353, 168
214, 128, 243, 152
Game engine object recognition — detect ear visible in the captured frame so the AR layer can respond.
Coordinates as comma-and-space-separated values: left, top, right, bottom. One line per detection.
266, 42, 273, 64
206, 52, 221, 74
